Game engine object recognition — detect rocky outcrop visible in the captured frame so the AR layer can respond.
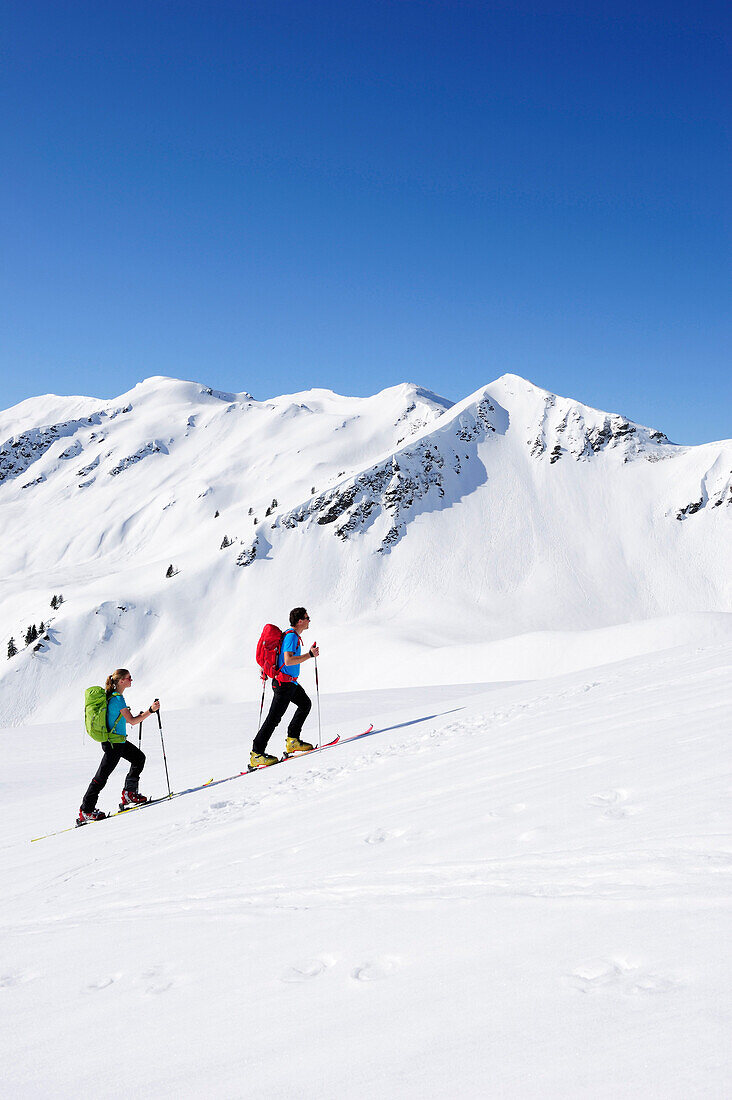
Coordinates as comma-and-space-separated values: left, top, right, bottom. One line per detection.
109, 440, 166, 476
279, 399, 497, 552
529, 395, 670, 465
0, 405, 132, 487
675, 468, 732, 520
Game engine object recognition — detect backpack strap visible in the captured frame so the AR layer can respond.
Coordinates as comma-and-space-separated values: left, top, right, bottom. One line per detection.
106, 692, 124, 738
275, 630, 300, 684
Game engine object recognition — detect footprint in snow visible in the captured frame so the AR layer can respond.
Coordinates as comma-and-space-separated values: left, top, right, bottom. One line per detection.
570, 958, 679, 997
138, 967, 174, 995
365, 827, 405, 845
351, 957, 401, 982
586, 789, 637, 819
0, 969, 36, 989
86, 973, 122, 991
280, 956, 335, 983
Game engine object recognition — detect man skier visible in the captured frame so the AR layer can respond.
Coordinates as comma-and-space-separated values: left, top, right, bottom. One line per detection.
250, 607, 319, 769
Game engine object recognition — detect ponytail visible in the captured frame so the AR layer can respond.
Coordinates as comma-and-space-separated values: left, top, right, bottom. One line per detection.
106, 668, 130, 699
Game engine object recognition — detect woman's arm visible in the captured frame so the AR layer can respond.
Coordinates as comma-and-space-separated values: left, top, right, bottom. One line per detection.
120, 699, 160, 726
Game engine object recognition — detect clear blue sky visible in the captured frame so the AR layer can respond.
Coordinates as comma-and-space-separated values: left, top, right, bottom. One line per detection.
1, 0, 729, 443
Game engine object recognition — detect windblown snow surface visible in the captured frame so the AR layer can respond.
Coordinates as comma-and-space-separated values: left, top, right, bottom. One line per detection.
2, 636, 731, 1098
1, 375, 730, 1096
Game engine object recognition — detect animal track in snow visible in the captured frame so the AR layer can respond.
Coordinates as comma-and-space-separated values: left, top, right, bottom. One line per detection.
570, 958, 679, 997
351, 956, 401, 982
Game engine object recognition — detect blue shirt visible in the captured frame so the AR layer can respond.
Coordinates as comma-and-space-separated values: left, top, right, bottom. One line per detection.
280, 630, 301, 680
106, 692, 128, 741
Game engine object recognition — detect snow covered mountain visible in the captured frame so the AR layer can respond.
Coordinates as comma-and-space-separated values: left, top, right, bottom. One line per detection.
1, 373, 730, 725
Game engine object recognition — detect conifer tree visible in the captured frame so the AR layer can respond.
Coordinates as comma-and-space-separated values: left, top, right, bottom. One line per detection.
166, 564, 174, 578
7, 637, 17, 659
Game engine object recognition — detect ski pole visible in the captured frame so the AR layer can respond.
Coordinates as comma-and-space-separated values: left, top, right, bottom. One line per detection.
154, 700, 172, 798
139, 717, 143, 749
313, 646, 322, 749
256, 675, 266, 734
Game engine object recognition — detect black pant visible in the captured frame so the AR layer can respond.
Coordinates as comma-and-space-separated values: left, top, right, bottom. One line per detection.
81, 741, 146, 811
253, 680, 312, 754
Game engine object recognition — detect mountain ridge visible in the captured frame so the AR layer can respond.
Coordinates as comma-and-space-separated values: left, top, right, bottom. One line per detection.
0, 373, 729, 726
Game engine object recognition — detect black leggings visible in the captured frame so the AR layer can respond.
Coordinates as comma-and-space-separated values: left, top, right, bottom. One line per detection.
81, 741, 146, 811
253, 680, 312, 754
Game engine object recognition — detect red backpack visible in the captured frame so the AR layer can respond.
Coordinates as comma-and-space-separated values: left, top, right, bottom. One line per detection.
256, 624, 298, 683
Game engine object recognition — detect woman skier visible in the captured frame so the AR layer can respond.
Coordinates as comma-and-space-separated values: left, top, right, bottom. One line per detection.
77, 669, 160, 824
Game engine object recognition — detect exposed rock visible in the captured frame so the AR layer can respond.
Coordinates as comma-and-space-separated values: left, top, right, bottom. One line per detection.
455, 396, 497, 442
237, 537, 260, 567
76, 456, 100, 478
109, 441, 164, 476
677, 500, 704, 520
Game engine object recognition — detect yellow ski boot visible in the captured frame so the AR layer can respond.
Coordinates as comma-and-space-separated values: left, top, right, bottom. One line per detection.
285, 736, 314, 757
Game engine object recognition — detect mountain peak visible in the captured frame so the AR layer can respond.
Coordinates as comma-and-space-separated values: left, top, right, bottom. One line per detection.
0, 372, 729, 725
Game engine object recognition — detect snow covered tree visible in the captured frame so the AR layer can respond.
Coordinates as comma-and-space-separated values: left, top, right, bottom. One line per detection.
50, 595, 58, 609
220, 536, 231, 549
166, 564, 175, 578
7, 637, 17, 659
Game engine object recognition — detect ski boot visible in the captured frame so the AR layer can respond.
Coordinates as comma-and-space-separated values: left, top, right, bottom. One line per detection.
248, 751, 279, 771
76, 807, 106, 827
119, 789, 150, 810
284, 736, 314, 757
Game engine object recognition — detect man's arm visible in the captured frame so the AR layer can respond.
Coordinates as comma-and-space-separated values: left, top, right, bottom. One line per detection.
283, 643, 319, 666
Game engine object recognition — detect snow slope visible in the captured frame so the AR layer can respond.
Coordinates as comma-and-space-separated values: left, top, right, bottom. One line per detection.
2, 639, 730, 1098
0, 373, 730, 726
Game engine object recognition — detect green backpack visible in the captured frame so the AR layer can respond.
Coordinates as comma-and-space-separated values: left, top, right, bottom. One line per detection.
84, 686, 123, 742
